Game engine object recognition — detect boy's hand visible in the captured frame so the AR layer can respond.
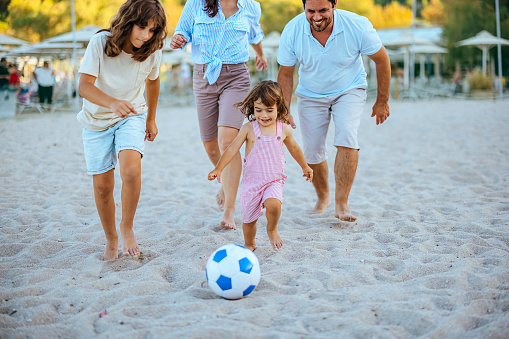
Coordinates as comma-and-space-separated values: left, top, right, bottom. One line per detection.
302, 166, 313, 182
111, 100, 137, 118
208, 169, 222, 183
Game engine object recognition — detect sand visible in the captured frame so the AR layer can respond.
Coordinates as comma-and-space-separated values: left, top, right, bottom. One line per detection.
1, 98, 508, 338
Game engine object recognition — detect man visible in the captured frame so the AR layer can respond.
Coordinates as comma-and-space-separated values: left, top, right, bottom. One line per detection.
277, 0, 390, 222
0, 57, 9, 89
33, 61, 55, 104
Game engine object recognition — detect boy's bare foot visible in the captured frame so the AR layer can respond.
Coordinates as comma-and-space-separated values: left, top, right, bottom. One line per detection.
103, 238, 119, 260
244, 243, 257, 252
120, 224, 140, 256
310, 198, 331, 214
216, 187, 225, 209
220, 208, 236, 229
334, 204, 357, 222
267, 230, 283, 250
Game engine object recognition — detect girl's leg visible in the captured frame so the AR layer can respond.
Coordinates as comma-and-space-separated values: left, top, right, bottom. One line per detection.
264, 198, 283, 250
118, 149, 142, 256
217, 126, 242, 229
93, 169, 118, 260
242, 220, 258, 251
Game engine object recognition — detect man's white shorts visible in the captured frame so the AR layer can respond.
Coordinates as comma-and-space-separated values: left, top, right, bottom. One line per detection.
296, 88, 367, 164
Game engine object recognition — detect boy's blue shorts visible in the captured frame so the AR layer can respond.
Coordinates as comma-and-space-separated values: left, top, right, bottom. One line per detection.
82, 113, 147, 175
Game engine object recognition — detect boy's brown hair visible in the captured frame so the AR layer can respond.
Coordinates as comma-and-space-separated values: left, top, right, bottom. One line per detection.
236, 80, 290, 124
102, 0, 167, 62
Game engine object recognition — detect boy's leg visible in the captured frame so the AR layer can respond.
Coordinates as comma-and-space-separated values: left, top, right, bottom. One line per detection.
118, 149, 142, 256
93, 169, 118, 260
264, 198, 283, 250
242, 220, 258, 252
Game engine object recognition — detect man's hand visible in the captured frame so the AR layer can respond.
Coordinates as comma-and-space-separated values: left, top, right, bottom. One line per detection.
371, 101, 390, 125
287, 113, 297, 129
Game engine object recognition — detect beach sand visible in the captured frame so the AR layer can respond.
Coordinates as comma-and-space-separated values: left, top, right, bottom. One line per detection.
1, 98, 508, 338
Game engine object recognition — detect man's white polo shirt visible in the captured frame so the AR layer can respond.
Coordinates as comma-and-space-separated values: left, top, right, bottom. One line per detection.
277, 9, 382, 98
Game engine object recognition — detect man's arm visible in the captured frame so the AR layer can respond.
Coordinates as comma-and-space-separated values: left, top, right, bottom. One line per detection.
277, 65, 296, 129
367, 46, 391, 125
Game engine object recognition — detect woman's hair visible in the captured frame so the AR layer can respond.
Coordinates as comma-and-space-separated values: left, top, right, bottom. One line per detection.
236, 81, 290, 123
203, 0, 219, 18
102, 0, 167, 62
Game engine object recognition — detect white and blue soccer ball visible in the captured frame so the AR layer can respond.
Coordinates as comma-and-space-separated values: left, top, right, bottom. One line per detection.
205, 244, 261, 299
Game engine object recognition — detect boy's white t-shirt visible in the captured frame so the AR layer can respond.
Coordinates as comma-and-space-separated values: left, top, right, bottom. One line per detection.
77, 31, 162, 131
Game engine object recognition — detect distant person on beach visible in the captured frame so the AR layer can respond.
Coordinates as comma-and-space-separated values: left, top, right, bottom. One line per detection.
8, 64, 21, 89
33, 61, 55, 104
208, 81, 313, 251
277, 0, 391, 222
0, 57, 10, 89
77, 0, 167, 260
170, 0, 268, 230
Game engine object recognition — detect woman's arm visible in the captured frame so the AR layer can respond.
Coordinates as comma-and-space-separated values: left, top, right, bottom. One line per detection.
78, 73, 137, 117
250, 41, 267, 71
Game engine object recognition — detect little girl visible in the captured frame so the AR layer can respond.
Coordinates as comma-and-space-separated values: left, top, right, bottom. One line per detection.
208, 81, 313, 251
77, 0, 166, 260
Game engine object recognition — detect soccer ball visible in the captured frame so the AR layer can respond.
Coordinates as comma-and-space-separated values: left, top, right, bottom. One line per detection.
205, 244, 261, 299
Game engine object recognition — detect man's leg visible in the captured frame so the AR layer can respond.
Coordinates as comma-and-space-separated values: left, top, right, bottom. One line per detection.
297, 94, 331, 214
309, 161, 330, 213
334, 146, 358, 222
330, 88, 366, 222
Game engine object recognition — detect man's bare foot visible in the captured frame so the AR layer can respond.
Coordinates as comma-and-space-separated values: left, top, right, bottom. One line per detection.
220, 208, 236, 229
267, 230, 283, 250
120, 224, 140, 256
103, 238, 119, 260
310, 198, 331, 214
216, 187, 225, 209
334, 205, 357, 222
244, 243, 256, 252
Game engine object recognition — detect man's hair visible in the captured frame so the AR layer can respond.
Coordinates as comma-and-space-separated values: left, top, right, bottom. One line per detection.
1, 57, 6, 63
236, 80, 290, 124
43, 61, 49, 66
302, 0, 337, 7
102, 0, 167, 62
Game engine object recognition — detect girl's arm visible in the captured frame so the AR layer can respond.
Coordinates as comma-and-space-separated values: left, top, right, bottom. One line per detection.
283, 125, 313, 182
145, 76, 160, 141
208, 124, 249, 183
78, 73, 137, 117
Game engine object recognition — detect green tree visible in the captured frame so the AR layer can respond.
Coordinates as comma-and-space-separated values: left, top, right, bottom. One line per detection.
258, 0, 303, 33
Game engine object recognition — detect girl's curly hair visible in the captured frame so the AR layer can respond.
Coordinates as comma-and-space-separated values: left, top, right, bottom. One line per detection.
102, 0, 167, 62
236, 80, 290, 124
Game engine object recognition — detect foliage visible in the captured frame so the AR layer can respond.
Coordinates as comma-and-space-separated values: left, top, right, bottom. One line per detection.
421, 0, 443, 26
337, 0, 374, 17
369, 1, 412, 29
258, 0, 302, 33
467, 69, 492, 90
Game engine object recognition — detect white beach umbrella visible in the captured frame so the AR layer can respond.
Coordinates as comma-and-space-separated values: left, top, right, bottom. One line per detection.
43, 25, 102, 46
0, 33, 28, 47
456, 30, 509, 75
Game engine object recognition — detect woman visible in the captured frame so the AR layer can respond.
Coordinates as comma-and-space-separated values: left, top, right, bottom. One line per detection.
170, 0, 267, 230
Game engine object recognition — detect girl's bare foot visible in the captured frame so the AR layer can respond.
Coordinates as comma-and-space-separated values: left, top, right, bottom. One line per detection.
267, 230, 283, 250
220, 208, 236, 229
120, 224, 140, 256
244, 243, 256, 252
103, 238, 119, 260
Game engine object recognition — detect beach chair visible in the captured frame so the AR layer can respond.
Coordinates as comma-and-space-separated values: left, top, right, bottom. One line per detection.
16, 88, 44, 114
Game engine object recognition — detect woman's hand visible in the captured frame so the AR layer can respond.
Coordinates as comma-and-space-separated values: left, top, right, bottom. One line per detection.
255, 54, 268, 71
170, 34, 187, 49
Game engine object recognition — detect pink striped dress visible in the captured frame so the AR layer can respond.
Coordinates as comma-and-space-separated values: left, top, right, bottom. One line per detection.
240, 120, 287, 223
